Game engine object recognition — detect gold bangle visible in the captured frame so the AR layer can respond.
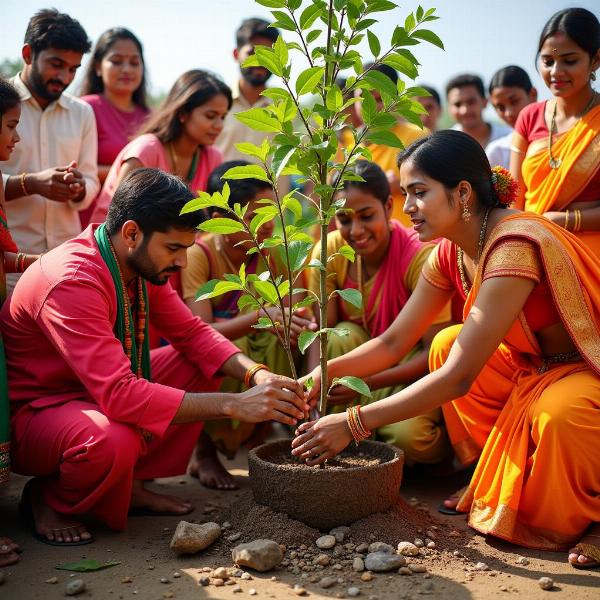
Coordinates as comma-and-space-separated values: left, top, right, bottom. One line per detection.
244, 363, 269, 388
19, 172, 29, 197
574, 209, 582, 232
564, 210, 570, 231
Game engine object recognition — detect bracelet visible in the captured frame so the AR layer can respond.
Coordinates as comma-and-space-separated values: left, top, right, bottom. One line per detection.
244, 363, 269, 388
346, 405, 371, 446
564, 210, 570, 231
20, 172, 29, 197
573, 209, 582, 233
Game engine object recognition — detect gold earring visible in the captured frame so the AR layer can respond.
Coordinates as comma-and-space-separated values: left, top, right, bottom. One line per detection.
460, 199, 471, 222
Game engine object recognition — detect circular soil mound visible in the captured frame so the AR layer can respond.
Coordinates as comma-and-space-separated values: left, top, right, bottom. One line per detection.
248, 439, 404, 530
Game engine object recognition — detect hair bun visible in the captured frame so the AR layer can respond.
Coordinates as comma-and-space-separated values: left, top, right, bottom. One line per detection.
490, 166, 518, 207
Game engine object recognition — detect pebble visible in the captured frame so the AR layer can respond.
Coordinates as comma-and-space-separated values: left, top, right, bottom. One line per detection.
173, 572, 181, 579
315, 554, 331, 566
271, 576, 278, 581
414, 538, 424, 548
500, 586, 509, 592
356, 543, 369, 554
65, 579, 86, 596
249, 589, 257, 595
227, 532, 242, 542
163, 592, 175, 599
241, 572, 253, 580
232, 570, 244, 578
320, 575, 337, 589
361, 572, 374, 582
160, 577, 170, 584
292, 585, 307, 596
330, 526, 351, 543
170, 521, 221, 555
452, 551, 462, 558
364, 551, 405, 572
538, 577, 554, 591
425, 530, 436, 540
408, 564, 427, 574
426, 541, 436, 549
474, 562, 490, 571
449, 530, 461, 538
407, 497, 419, 507
213, 578, 225, 587
232, 539, 284, 572
226, 579, 237, 586
199, 576, 210, 586
368, 542, 393, 554
353, 557, 365, 572
213, 567, 229, 580
45, 577, 59, 584
347, 587, 360, 597
222, 521, 231, 529
316, 535, 336, 549
397, 541, 420, 556
516, 556, 529, 565
398, 567, 412, 576
233, 586, 243, 593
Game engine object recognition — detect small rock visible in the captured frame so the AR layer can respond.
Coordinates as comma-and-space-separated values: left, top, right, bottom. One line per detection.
452, 551, 462, 558
361, 572, 374, 582
148, 565, 155, 570
227, 532, 242, 543
170, 521, 221, 555
172, 572, 181, 579
347, 587, 360, 597
474, 562, 490, 571
213, 578, 225, 587
538, 577, 554, 591
316, 535, 336, 550
397, 542, 420, 556
271, 576, 278, 582
449, 530, 461, 538
241, 572, 253, 580
232, 539, 284, 572
368, 596, 379, 600
46, 577, 59, 584
500, 586, 508, 592
426, 541, 436, 549
368, 542, 393, 554
226, 579, 237, 586
222, 521, 231, 529
292, 585, 307, 596
233, 586, 243, 593
160, 577, 170, 584
414, 539, 424, 548
330, 526, 351, 543
408, 564, 427, 574
163, 593, 175, 599
364, 552, 405, 572
425, 530, 436, 540
315, 554, 330, 566
333, 563, 343, 570
65, 579, 86, 596
199, 577, 210, 586
407, 497, 419, 507
352, 557, 365, 572
320, 576, 337, 589
355, 543, 369, 554
212, 567, 229, 580
249, 589, 257, 596
516, 556, 529, 566
398, 567, 412, 576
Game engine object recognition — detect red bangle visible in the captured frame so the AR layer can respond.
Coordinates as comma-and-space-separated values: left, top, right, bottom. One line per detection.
244, 363, 269, 388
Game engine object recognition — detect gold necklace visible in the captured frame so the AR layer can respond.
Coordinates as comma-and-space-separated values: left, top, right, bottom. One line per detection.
457, 208, 491, 297
548, 91, 597, 170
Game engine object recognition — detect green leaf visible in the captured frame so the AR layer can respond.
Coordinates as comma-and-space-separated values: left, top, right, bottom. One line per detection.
367, 30, 381, 58
416, 5, 424, 21
283, 194, 303, 220
255, 46, 282, 77
355, 18, 377, 32
366, 129, 404, 149
223, 164, 271, 183
365, 0, 397, 13
405, 85, 432, 98
195, 279, 243, 301
370, 113, 397, 128
293, 296, 316, 310
250, 212, 276, 236
363, 69, 398, 98
287, 239, 313, 271
288, 0, 302, 10
242, 54, 261, 68
404, 12, 416, 32
330, 376, 372, 398
255, 0, 285, 7
274, 35, 289, 68
300, 3, 323, 29
56, 559, 121, 572
199, 218, 245, 234
306, 29, 322, 44
360, 90, 377, 126
271, 10, 297, 31
238, 294, 260, 312
298, 330, 319, 354
338, 244, 356, 262
180, 191, 227, 215
254, 316, 275, 329
307, 258, 325, 270
254, 280, 279, 304
234, 140, 270, 162
235, 107, 281, 133
296, 66, 325, 96
324, 326, 350, 337
261, 88, 293, 103
382, 53, 418, 79
272, 145, 296, 180
335, 287, 363, 309
411, 28, 444, 49
326, 85, 343, 111
304, 375, 314, 391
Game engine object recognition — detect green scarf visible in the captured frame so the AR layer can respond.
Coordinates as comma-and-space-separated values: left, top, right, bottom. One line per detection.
95, 223, 151, 380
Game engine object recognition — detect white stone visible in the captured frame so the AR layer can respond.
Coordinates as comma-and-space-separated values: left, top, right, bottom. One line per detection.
316, 535, 336, 549
170, 521, 221, 555
397, 542, 420, 556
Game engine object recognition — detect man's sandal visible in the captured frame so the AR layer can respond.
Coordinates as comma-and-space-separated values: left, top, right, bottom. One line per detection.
569, 534, 600, 570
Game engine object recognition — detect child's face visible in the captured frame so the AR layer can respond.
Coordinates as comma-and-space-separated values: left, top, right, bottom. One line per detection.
0, 104, 20, 161
490, 86, 536, 128
447, 85, 486, 130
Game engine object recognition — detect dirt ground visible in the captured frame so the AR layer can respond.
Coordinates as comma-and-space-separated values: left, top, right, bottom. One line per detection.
1, 446, 598, 600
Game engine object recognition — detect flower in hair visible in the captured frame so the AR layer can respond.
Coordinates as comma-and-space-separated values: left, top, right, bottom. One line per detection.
490, 166, 518, 207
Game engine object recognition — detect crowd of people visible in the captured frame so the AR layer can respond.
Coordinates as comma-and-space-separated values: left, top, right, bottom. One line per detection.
0, 5, 599, 572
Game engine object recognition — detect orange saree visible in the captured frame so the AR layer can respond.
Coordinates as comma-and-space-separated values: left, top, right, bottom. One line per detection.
428, 213, 600, 550
518, 104, 600, 254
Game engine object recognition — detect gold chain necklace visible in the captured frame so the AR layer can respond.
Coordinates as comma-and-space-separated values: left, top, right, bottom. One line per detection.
548, 91, 597, 170
457, 207, 491, 297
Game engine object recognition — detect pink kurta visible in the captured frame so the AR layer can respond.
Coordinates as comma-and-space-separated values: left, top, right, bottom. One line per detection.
90, 133, 222, 223
1, 225, 239, 529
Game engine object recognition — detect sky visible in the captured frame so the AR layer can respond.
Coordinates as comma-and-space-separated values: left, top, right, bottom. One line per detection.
1, 0, 598, 119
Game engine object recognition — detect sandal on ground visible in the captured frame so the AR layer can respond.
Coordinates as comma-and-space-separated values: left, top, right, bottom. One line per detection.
569, 534, 600, 570
437, 486, 468, 516
19, 479, 94, 547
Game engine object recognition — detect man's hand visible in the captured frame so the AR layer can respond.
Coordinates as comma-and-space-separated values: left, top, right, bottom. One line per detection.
26, 161, 86, 203
232, 371, 309, 426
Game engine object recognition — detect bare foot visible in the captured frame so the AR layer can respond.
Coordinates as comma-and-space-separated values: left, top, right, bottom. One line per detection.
28, 480, 92, 544
0, 537, 21, 567
568, 523, 600, 568
130, 480, 193, 515
188, 431, 238, 491
441, 487, 467, 510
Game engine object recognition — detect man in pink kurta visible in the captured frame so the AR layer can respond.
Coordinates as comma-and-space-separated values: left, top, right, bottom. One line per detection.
1, 168, 306, 544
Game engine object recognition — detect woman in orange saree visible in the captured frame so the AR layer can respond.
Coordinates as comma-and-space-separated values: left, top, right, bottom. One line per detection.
293, 130, 600, 567
510, 8, 600, 254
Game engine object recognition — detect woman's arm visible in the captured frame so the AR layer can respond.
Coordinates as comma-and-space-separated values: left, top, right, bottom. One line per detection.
509, 132, 528, 210
293, 274, 535, 463
97, 164, 112, 185
3, 252, 39, 273
543, 204, 600, 232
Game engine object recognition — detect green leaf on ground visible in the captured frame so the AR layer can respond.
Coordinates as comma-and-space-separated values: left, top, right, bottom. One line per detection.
56, 559, 121, 572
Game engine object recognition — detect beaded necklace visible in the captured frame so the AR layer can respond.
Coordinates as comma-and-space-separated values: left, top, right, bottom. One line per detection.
457, 207, 491, 297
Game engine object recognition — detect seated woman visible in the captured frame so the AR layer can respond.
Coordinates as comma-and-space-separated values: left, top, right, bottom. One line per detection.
294, 130, 600, 569
181, 160, 316, 489
90, 69, 229, 223
307, 160, 451, 465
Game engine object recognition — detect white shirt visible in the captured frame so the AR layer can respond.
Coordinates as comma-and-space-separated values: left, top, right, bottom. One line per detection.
486, 132, 513, 169
451, 121, 512, 147
2, 74, 99, 257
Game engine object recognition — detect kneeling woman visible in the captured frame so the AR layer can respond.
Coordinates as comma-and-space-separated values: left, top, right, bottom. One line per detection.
294, 130, 600, 567
307, 160, 452, 465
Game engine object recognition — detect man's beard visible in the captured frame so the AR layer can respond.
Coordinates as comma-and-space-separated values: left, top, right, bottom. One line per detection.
240, 66, 271, 87
127, 246, 179, 286
29, 62, 66, 102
